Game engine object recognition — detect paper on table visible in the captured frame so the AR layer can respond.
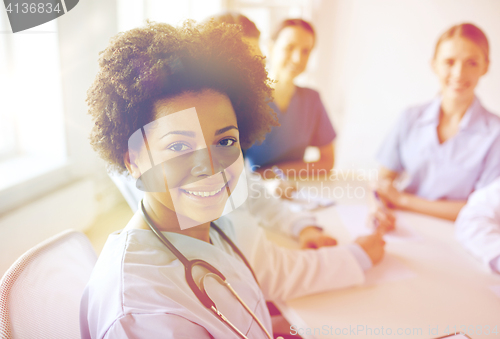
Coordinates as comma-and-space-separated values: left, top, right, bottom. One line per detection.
364, 253, 417, 285
288, 190, 336, 211
489, 285, 500, 299
334, 204, 423, 242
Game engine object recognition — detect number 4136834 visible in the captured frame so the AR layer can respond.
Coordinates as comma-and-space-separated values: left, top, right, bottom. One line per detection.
5, 3, 62, 14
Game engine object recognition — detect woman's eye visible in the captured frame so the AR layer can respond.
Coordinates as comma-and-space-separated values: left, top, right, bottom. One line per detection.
445, 59, 454, 66
218, 138, 236, 147
167, 143, 191, 152
467, 60, 478, 67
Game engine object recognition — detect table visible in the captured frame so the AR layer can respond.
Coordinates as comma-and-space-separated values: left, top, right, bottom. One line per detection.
270, 179, 500, 339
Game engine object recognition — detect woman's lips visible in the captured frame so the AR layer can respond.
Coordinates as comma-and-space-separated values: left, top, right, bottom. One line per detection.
180, 183, 227, 197
447, 81, 469, 91
178, 182, 230, 205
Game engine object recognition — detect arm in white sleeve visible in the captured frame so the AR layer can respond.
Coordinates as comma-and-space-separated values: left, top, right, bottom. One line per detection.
105, 313, 212, 339
245, 171, 319, 238
229, 208, 365, 301
347, 244, 373, 271
490, 255, 500, 273
455, 178, 500, 273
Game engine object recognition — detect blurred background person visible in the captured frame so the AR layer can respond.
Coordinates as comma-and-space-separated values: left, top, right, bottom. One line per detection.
244, 19, 336, 179
207, 12, 263, 57
455, 176, 500, 274
373, 23, 500, 231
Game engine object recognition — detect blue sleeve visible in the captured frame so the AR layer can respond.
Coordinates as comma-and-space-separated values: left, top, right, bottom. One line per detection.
310, 91, 336, 147
376, 110, 408, 173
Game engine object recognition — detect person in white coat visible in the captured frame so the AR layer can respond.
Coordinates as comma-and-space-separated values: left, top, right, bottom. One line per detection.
455, 177, 500, 274
81, 21, 280, 338
83, 21, 385, 339
111, 166, 382, 301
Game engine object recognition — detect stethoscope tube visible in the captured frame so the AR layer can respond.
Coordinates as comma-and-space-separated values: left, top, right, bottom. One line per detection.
139, 200, 272, 339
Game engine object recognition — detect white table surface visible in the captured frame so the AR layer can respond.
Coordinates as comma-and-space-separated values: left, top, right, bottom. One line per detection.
269, 179, 500, 339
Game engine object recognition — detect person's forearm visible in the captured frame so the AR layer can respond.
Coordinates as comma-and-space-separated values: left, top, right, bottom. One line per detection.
378, 167, 398, 182
396, 193, 466, 221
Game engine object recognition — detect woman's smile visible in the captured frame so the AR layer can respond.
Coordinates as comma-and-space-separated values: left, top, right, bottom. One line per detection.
178, 173, 231, 206
182, 184, 226, 197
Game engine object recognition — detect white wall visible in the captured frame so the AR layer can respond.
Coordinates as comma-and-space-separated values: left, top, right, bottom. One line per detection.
0, 180, 95, 275
0, 0, 122, 276
306, 0, 500, 171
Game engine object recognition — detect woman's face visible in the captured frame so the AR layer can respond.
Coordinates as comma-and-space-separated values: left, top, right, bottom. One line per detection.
270, 26, 314, 80
432, 36, 488, 102
127, 90, 245, 229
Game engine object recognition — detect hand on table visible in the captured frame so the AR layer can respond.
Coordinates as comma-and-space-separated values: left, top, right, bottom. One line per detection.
299, 226, 337, 249
369, 207, 396, 234
374, 179, 402, 208
354, 232, 385, 265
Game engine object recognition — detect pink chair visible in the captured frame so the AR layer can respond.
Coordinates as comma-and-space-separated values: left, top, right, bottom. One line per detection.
0, 230, 97, 339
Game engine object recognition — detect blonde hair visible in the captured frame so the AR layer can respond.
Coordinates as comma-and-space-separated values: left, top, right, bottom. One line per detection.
434, 23, 489, 63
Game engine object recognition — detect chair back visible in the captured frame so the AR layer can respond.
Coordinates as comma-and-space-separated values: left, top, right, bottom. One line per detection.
0, 230, 97, 339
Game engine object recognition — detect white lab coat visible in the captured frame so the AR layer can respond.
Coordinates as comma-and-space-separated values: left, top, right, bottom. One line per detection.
238, 173, 365, 301
108, 170, 366, 302
80, 217, 273, 339
455, 177, 500, 273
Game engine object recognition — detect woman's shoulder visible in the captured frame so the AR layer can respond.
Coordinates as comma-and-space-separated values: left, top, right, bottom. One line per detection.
84, 227, 179, 296
403, 99, 438, 120
389, 98, 442, 133
476, 100, 500, 131
388, 99, 438, 132
295, 86, 321, 99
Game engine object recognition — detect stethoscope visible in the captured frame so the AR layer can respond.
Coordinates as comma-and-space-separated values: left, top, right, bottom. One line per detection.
140, 200, 273, 339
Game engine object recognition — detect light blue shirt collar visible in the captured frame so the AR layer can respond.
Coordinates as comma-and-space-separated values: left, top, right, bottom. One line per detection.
417, 95, 486, 133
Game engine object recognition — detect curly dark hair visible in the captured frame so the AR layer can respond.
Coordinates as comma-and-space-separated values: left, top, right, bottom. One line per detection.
87, 20, 278, 173
208, 12, 260, 38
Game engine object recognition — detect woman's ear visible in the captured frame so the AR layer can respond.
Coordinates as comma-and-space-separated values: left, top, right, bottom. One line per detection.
430, 58, 437, 75
124, 151, 141, 179
481, 60, 490, 76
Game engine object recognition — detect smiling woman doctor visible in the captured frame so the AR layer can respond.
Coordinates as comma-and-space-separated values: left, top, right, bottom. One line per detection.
79, 21, 285, 338
374, 23, 500, 228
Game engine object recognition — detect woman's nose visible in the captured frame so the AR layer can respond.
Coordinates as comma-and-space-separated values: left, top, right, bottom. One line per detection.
451, 61, 466, 79
190, 148, 214, 177
291, 49, 302, 64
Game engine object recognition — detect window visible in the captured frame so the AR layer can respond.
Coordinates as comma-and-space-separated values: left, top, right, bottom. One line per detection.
117, 0, 225, 32
228, 0, 312, 42
0, 10, 66, 212
116, 0, 312, 37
